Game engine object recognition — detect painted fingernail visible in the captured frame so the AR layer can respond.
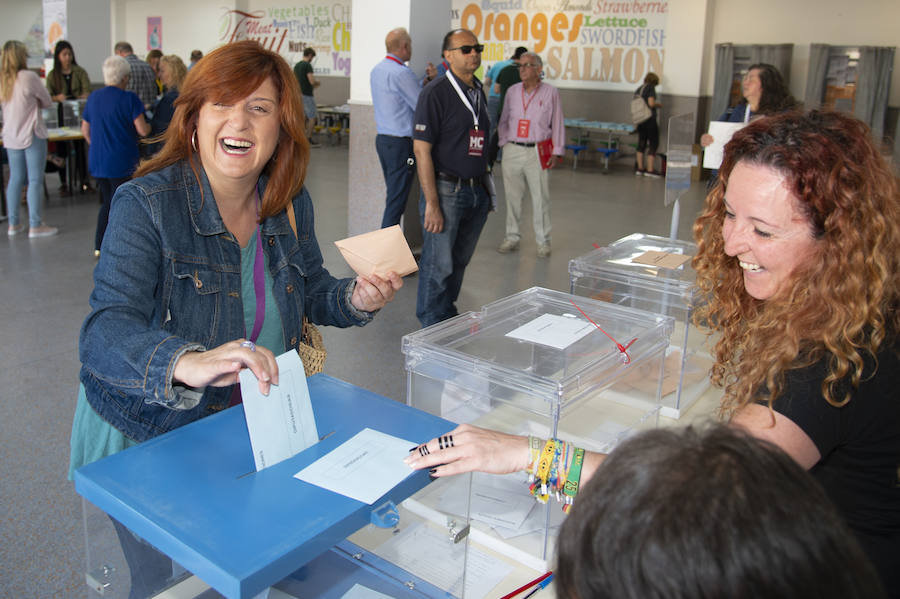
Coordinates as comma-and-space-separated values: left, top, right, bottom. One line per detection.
409, 446, 419, 452
429, 468, 437, 474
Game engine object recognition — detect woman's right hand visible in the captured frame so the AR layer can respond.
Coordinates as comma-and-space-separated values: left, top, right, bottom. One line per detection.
173, 339, 279, 395
404, 424, 531, 478
700, 133, 714, 147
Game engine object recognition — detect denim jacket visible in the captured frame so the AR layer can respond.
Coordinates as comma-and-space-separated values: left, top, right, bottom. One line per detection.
79, 160, 371, 442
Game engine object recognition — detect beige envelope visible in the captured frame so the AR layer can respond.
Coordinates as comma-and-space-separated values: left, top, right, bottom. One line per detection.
334, 225, 418, 278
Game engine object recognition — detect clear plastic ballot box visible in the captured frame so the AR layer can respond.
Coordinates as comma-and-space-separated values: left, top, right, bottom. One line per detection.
569, 233, 713, 418
401, 287, 673, 577
75, 375, 504, 599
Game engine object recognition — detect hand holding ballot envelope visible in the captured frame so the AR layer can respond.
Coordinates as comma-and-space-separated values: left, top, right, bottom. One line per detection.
337, 225, 415, 313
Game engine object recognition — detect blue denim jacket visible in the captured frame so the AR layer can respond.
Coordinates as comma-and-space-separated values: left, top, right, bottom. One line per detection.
79, 160, 371, 442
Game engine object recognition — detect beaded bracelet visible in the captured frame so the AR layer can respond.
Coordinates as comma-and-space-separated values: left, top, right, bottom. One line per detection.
526, 437, 584, 510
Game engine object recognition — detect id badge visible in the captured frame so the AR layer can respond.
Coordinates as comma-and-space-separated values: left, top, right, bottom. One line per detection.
468, 129, 485, 157
517, 119, 531, 138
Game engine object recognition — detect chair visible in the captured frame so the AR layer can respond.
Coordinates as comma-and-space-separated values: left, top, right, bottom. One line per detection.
565, 144, 589, 170
596, 147, 620, 173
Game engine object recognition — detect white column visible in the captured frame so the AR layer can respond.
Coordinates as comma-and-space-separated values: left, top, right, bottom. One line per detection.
347, 0, 450, 237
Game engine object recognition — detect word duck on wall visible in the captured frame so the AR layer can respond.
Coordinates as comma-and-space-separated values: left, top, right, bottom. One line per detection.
219, 2, 352, 77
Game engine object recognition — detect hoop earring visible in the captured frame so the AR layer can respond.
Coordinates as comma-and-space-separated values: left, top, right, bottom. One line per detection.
191, 130, 198, 153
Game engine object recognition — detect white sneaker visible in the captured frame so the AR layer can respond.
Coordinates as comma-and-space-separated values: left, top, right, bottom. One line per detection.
29, 225, 59, 238
497, 238, 519, 253
8, 224, 26, 237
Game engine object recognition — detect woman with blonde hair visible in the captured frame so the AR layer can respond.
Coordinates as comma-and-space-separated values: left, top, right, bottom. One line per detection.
1, 40, 58, 237
146, 54, 188, 155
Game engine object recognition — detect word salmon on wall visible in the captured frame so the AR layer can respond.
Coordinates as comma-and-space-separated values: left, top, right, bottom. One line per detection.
452, 0, 668, 91
219, 1, 352, 77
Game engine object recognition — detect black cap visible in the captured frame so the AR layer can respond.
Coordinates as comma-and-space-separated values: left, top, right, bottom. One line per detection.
512, 46, 528, 59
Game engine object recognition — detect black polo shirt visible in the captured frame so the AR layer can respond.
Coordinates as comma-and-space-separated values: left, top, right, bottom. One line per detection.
413, 69, 490, 179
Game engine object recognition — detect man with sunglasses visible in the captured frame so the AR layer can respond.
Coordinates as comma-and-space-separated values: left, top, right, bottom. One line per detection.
412, 29, 493, 327
496, 53, 564, 258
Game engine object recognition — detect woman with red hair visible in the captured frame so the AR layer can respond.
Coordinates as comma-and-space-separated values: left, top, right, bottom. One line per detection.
69, 41, 403, 598
408, 111, 900, 596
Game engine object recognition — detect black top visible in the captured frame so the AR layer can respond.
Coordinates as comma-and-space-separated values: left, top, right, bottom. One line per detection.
413, 70, 490, 179
771, 340, 900, 596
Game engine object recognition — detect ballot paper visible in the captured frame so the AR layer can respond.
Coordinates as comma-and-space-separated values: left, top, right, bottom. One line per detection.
505, 313, 596, 350
240, 350, 319, 472
631, 250, 692, 269
702, 121, 746, 169
294, 428, 417, 504
334, 225, 418, 278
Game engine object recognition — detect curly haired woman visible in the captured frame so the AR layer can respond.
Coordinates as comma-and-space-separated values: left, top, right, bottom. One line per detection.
407, 110, 899, 596
693, 109, 900, 596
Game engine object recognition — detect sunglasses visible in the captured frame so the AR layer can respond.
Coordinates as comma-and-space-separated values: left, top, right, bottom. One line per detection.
447, 44, 484, 55
518, 63, 539, 69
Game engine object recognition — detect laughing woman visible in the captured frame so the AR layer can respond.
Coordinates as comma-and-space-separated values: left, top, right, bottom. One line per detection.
69, 41, 402, 598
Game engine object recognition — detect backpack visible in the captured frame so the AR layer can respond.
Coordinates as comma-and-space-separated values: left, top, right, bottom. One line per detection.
630, 85, 652, 125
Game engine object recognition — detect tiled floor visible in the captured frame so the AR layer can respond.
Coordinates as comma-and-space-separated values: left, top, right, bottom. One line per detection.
0, 145, 709, 597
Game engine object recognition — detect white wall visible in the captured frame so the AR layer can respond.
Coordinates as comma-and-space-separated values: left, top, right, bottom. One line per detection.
0, 1, 44, 65
349, 0, 410, 103
662, 0, 710, 96
704, 0, 900, 105
114, 0, 228, 65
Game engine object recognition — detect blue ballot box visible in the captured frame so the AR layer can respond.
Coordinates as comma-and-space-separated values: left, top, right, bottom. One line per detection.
75, 375, 470, 599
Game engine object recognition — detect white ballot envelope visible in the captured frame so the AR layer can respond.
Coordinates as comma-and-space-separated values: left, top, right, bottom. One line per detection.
334, 225, 418, 278
240, 350, 319, 472
702, 121, 746, 169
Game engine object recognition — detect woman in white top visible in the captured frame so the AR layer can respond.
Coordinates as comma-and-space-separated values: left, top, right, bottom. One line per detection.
1, 40, 58, 237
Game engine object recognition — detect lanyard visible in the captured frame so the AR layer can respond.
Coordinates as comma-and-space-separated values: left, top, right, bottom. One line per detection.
744, 105, 751, 123
247, 187, 265, 343
385, 54, 405, 67
521, 83, 541, 116
446, 71, 481, 130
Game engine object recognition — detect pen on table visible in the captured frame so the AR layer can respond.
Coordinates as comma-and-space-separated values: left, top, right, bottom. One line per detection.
499, 571, 553, 599
521, 573, 554, 599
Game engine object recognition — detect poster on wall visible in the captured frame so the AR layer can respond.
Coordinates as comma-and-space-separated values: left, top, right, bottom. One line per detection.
42, 0, 67, 57
451, 0, 668, 91
218, 1, 351, 77
148, 17, 162, 51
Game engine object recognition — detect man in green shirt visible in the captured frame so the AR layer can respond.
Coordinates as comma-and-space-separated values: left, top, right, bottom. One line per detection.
293, 47, 320, 146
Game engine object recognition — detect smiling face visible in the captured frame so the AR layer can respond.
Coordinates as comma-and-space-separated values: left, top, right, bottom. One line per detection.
722, 161, 819, 301
195, 77, 281, 190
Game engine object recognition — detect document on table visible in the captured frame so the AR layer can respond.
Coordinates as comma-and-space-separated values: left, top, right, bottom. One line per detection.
240, 350, 319, 472
375, 521, 513, 598
506, 313, 596, 350
702, 121, 746, 169
294, 428, 416, 504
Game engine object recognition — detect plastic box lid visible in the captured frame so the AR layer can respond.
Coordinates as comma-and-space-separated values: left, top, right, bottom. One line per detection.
569, 233, 698, 294
402, 287, 673, 413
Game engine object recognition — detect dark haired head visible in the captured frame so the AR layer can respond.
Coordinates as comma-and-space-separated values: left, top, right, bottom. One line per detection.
644, 72, 659, 86
51, 40, 77, 90
556, 424, 885, 599
747, 63, 797, 114
303, 47, 316, 58
512, 46, 528, 59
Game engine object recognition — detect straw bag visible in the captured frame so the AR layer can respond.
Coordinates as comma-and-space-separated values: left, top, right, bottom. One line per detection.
287, 202, 327, 376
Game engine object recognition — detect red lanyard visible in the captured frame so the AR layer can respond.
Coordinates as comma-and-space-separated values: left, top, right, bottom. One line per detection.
385, 55, 404, 66
521, 83, 540, 116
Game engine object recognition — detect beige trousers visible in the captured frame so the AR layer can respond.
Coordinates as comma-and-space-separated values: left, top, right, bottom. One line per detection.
500, 142, 551, 245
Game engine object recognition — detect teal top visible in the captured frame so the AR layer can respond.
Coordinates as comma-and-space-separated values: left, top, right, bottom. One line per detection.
69, 230, 286, 479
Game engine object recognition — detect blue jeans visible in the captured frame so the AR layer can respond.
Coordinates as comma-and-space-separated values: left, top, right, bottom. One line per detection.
416, 178, 490, 327
375, 134, 415, 228
6, 137, 48, 228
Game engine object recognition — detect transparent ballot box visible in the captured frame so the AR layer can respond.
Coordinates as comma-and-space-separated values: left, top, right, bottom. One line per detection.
75, 375, 483, 599
401, 287, 674, 581
569, 233, 712, 418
